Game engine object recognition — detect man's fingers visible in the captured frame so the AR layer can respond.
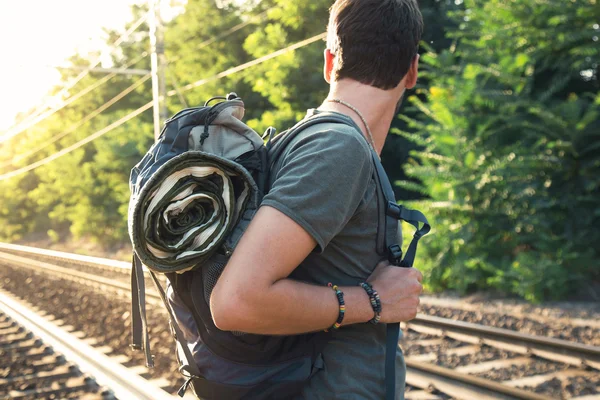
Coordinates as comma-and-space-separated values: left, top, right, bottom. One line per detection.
412, 268, 423, 283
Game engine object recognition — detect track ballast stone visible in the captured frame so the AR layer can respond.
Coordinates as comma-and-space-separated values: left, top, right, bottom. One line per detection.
1, 265, 183, 395
420, 304, 599, 346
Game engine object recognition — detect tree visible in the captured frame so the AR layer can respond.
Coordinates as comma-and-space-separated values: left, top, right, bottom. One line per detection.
165, 0, 257, 112
401, 0, 600, 301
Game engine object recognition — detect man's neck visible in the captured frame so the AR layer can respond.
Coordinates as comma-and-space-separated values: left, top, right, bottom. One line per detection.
319, 79, 404, 155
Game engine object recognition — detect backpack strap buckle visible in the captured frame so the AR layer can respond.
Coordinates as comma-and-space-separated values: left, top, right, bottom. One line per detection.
177, 377, 194, 398
386, 201, 403, 218
387, 244, 403, 265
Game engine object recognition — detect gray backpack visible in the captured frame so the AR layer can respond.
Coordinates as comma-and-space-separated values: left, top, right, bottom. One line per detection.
127, 93, 430, 399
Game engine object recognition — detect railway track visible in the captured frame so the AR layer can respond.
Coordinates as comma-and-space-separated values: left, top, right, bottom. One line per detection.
0, 288, 176, 400
0, 243, 598, 399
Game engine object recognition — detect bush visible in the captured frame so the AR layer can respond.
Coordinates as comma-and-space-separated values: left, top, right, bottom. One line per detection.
400, 0, 600, 301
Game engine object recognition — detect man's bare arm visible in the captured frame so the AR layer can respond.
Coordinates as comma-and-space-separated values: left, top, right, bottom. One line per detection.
210, 206, 423, 335
210, 206, 374, 334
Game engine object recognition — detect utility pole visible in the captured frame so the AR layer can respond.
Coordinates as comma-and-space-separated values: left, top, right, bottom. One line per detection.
149, 0, 167, 141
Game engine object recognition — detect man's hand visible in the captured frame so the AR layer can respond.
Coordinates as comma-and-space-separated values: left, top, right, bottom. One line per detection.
367, 260, 423, 323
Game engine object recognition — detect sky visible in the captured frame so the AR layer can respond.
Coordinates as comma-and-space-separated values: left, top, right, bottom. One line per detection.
0, 0, 143, 133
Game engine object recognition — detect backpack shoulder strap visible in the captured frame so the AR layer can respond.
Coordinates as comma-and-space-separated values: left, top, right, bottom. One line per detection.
269, 112, 430, 257
371, 153, 430, 400
266, 111, 356, 169
371, 153, 430, 263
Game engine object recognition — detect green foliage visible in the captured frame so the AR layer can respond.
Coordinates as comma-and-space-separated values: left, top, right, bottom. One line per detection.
165, 0, 252, 110
0, 7, 154, 246
47, 229, 60, 243
400, 0, 600, 301
240, 0, 332, 132
0, 0, 597, 302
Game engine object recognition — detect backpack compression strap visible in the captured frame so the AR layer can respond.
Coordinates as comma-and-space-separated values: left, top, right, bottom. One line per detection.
131, 253, 203, 395
371, 154, 430, 400
131, 254, 152, 366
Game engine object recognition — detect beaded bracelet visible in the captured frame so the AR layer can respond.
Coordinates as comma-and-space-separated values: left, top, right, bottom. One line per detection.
325, 283, 345, 332
359, 282, 381, 324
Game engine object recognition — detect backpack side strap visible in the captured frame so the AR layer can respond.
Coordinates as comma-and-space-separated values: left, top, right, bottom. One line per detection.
131, 254, 153, 367
386, 204, 430, 267
131, 254, 203, 396
371, 151, 430, 400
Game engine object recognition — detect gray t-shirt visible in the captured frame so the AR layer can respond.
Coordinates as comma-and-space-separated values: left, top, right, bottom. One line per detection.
261, 109, 406, 400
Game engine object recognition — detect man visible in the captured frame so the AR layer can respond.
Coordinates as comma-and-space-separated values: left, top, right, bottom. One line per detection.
211, 0, 424, 398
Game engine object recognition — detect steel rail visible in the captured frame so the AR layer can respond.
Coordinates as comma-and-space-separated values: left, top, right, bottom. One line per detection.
2, 245, 599, 357
0, 242, 130, 270
0, 251, 161, 306
0, 251, 551, 400
1, 244, 599, 369
405, 315, 600, 370
1, 243, 599, 399
405, 360, 552, 400
0, 290, 176, 400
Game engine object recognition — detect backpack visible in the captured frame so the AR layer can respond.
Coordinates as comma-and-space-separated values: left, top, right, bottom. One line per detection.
127, 93, 430, 400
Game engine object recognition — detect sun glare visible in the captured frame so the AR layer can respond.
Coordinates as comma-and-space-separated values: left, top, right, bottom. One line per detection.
0, 0, 142, 133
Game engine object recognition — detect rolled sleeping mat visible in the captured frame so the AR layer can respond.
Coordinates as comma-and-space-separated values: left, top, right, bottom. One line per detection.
128, 151, 256, 273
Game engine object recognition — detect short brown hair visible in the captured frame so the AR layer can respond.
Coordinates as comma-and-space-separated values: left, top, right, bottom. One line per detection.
327, 0, 423, 90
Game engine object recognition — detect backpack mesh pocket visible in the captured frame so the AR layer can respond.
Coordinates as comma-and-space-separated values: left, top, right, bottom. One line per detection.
201, 256, 246, 336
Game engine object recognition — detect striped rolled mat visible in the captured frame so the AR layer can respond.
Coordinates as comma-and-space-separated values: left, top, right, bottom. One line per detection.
128, 151, 254, 273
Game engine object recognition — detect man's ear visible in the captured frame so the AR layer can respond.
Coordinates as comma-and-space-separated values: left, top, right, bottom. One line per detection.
323, 49, 335, 84
405, 54, 420, 90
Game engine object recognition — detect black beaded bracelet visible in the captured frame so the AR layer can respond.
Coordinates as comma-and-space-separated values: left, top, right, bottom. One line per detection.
359, 282, 381, 324
325, 283, 345, 331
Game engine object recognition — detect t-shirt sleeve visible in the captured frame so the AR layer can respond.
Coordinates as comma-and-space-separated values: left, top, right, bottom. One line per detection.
261, 128, 373, 252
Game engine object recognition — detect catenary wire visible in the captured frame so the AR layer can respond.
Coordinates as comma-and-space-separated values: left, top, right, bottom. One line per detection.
0, 32, 327, 182
0, 73, 151, 169
0, 54, 150, 169
2, 5, 271, 150
196, 8, 272, 51
1, 53, 150, 167
0, 15, 149, 143
3, 5, 271, 144
168, 7, 274, 64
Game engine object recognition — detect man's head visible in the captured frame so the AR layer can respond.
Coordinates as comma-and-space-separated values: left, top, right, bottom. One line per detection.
325, 0, 423, 91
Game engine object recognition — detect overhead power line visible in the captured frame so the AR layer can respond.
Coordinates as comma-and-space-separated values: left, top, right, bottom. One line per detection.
3, 6, 275, 144
56, 66, 150, 76
0, 32, 327, 182
2, 15, 149, 143
168, 7, 274, 64
197, 8, 272, 51
56, 14, 149, 94
171, 32, 327, 94
0, 102, 154, 181
0, 52, 149, 145
0, 75, 112, 143
1, 74, 151, 169
166, 65, 189, 108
